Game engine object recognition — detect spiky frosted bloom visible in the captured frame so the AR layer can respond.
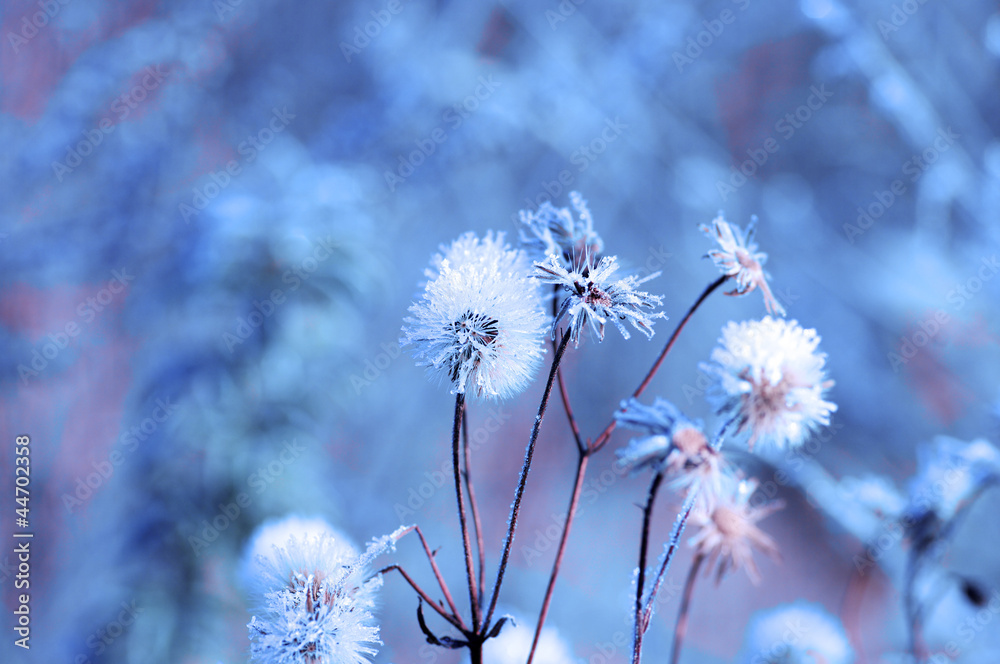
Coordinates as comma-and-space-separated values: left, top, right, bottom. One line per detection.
534, 253, 665, 346
700, 317, 836, 452
905, 436, 1000, 546
701, 214, 786, 316
245, 517, 408, 664
517, 191, 604, 266
738, 601, 855, 664
242, 516, 354, 593
402, 232, 548, 400
615, 397, 727, 508
688, 477, 782, 585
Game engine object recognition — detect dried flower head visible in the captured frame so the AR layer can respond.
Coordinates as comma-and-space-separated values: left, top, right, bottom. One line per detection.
402, 232, 548, 400
700, 317, 837, 452
245, 518, 407, 664
738, 601, 855, 664
615, 397, 727, 508
701, 215, 785, 316
517, 191, 604, 266
534, 253, 665, 346
688, 477, 782, 585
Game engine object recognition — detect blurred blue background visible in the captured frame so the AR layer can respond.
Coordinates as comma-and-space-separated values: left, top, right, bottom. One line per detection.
1, 0, 1000, 662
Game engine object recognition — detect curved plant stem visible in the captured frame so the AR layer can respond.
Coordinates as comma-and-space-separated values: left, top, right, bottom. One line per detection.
451, 393, 480, 632
551, 286, 585, 455
591, 275, 727, 454
526, 453, 590, 664
379, 565, 465, 631
483, 330, 573, 631
412, 525, 465, 629
669, 553, 704, 664
462, 409, 487, 606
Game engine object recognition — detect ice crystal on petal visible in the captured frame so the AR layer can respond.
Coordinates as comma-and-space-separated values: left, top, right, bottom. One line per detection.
738, 601, 855, 664
245, 517, 394, 664
700, 317, 836, 452
700, 214, 786, 316
615, 397, 728, 509
402, 232, 548, 400
517, 191, 604, 267
534, 254, 665, 346
688, 476, 782, 585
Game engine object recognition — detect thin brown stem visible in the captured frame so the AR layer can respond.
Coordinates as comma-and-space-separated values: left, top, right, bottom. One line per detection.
526, 453, 590, 664
591, 275, 727, 454
669, 553, 704, 664
551, 287, 585, 455
483, 330, 573, 632
462, 409, 487, 608
412, 525, 466, 631
452, 393, 480, 631
632, 471, 665, 664
379, 565, 464, 631
634, 487, 699, 664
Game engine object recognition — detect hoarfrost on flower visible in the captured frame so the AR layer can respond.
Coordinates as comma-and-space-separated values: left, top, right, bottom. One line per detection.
244, 516, 400, 664
517, 190, 604, 266
534, 253, 665, 346
687, 476, 782, 585
402, 231, 548, 400
615, 397, 727, 509
700, 317, 836, 452
701, 214, 786, 316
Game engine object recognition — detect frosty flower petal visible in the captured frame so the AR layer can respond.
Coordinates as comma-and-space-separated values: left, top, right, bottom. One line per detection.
402, 232, 548, 400
534, 254, 665, 346
688, 477, 782, 585
700, 317, 837, 452
738, 601, 855, 664
517, 191, 604, 266
245, 517, 402, 664
616, 397, 728, 509
700, 215, 785, 316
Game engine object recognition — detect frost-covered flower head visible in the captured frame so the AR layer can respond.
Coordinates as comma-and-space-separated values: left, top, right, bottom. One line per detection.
402, 232, 548, 400
688, 476, 782, 585
242, 515, 354, 594
700, 317, 837, 452
615, 397, 727, 508
738, 601, 855, 664
517, 191, 604, 267
244, 517, 407, 664
534, 253, 665, 346
701, 214, 786, 316
906, 436, 1000, 543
